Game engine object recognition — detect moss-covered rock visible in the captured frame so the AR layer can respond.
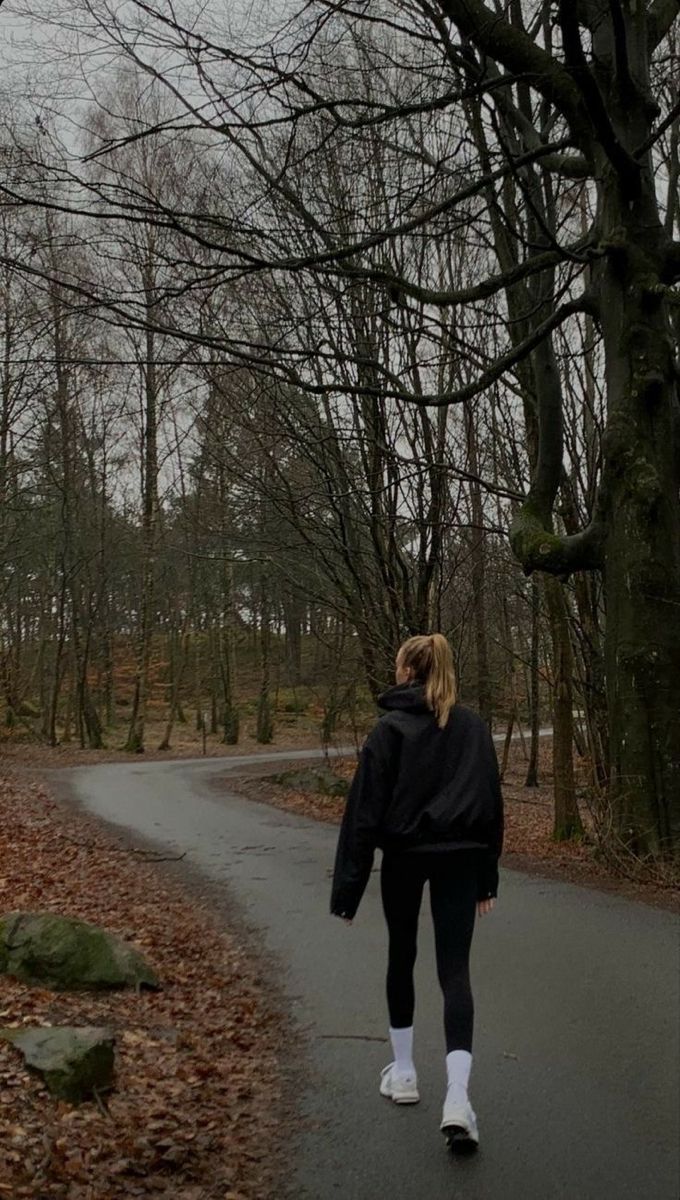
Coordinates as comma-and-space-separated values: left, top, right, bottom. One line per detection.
0, 1026, 115, 1103
0, 912, 160, 991
273, 765, 349, 797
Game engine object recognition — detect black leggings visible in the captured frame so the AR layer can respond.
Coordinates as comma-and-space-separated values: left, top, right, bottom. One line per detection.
380, 849, 481, 1053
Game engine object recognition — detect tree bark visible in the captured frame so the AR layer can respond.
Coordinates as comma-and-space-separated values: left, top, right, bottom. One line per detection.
219, 559, 239, 745
591, 18, 680, 858
256, 578, 274, 744
158, 627, 190, 751
125, 260, 159, 754
464, 401, 492, 727
544, 577, 583, 841
525, 577, 541, 788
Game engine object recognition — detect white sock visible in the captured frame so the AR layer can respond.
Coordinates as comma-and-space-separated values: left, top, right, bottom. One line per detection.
389, 1026, 415, 1076
446, 1050, 472, 1104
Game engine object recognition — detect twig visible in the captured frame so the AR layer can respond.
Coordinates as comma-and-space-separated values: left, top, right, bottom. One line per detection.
318, 1034, 388, 1042
143, 852, 187, 863
92, 1085, 113, 1120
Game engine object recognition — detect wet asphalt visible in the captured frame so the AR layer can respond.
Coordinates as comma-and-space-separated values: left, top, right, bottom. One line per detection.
54, 752, 680, 1200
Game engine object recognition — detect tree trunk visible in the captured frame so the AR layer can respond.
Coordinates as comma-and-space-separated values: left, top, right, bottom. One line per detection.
256, 579, 274, 744
125, 265, 159, 754
544, 577, 583, 842
219, 560, 239, 745
525, 578, 541, 788
500, 710, 515, 781
464, 401, 492, 727
283, 588, 303, 687
577, 11, 679, 858
158, 628, 190, 751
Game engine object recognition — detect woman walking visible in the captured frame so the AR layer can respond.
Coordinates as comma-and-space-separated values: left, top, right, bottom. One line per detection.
331, 634, 504, 1152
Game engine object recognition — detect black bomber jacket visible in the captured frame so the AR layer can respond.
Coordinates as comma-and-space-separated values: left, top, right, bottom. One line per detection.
330, 684, 504, 920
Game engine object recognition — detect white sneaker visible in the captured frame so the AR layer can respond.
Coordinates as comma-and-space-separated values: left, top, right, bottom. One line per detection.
440, 1092, 479, 1152
379, 1062, 420, 1104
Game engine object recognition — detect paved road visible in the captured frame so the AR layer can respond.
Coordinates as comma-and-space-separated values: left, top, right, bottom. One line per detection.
55, 753, 679, 1200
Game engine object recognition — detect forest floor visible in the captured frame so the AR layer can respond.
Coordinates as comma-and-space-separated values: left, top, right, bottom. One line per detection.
0, 715, 355, 770
225, 745, 680, 915
0, 767, 288, 1199
1, 733, 677, 1197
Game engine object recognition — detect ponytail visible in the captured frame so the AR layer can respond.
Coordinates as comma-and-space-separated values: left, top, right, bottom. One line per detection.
425, 634, 457, 728
397, 633, 457, 728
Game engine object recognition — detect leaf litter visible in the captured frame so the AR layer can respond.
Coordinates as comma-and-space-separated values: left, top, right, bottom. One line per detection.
0, 767, 286, 1199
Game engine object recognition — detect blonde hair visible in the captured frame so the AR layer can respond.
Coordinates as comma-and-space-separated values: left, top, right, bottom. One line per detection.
397, 633, 457, 728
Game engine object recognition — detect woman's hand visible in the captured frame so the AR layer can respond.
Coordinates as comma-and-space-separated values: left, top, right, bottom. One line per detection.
477, 898, 495, 917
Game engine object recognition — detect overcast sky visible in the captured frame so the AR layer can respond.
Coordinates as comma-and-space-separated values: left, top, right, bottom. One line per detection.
0, 0, 294, 143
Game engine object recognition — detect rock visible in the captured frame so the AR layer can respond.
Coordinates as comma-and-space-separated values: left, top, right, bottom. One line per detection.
0, 912, 160, 991
0, 1026, 115, 1103
273, 764, 349, 797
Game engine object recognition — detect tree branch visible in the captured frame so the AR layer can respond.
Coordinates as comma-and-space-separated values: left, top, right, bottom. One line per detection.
635, 93, 680, 158
355, 238, 600, 308
647, 0, 680, 50
559, 1, 642, 194
0, 249, 590, 407
607, 0, 636, 102
386, 296, 591, 408
510, 502, 605, 577
433, 0, 588, 136
0, 138, 573, 285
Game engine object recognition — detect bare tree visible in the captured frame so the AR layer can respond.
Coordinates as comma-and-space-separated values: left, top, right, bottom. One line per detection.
4, 2, 680, 862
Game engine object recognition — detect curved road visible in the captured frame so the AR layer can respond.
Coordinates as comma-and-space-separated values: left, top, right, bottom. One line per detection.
54, 753, 679, 1200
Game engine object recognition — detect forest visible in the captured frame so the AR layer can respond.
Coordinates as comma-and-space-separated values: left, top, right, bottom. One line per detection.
1, 0, 678, 871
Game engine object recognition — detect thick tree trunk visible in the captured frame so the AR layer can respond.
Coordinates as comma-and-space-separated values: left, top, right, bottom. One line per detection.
600, 285, 680, 855
592, 27, 680, 859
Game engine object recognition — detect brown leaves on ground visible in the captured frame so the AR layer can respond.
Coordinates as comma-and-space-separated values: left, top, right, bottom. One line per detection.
0, 721, 327, 770
0, 769, 285, 1199
228, 744, 679, 914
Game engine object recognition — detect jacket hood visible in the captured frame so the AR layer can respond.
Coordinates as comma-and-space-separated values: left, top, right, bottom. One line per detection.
377, 682, 431, 714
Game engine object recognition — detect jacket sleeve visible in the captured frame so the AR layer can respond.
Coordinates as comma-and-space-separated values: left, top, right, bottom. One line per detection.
330, 725, 395, 920
477, 730, 505, 901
